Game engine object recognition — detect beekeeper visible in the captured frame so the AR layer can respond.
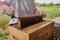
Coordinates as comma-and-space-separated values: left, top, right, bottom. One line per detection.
6, 0, 36, 24
6, 0, 46, 24
6, 0, 36, 17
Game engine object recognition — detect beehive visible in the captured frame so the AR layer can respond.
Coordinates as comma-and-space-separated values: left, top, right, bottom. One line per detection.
8, 21, 54, 40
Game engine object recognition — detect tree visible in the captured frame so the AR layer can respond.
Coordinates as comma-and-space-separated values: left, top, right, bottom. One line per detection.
49, 2, 54, 6
42, 3, 46, 6
55, 3, 60, 6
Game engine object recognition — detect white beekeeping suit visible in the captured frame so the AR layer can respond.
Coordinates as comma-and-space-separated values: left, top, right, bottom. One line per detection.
15, 0, 29, 17
7, 0, 36, 17
7, 0, 36, 24
13, 0, 36, 17
25, 0, 36, 15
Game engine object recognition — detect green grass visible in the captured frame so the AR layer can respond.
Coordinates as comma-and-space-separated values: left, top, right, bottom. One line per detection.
37, 6, 60, 20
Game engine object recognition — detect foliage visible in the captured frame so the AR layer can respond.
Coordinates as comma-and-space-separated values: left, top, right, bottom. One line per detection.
36, 5, 60, 20
0, 13, 10, 29
0, 30, 8, 40
36, 2, 60, 7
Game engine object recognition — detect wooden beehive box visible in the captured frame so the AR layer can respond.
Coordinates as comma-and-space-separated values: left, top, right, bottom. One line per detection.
8, 21, 54, 40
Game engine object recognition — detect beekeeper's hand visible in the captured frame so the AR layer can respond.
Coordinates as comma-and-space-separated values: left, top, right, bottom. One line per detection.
6, 6, 13, 16
42, 12, 46, 18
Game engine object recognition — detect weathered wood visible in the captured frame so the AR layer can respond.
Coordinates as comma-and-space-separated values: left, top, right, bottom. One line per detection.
8, 21, 54, 40
8, 26, 29, 40
8, 34, 15, 40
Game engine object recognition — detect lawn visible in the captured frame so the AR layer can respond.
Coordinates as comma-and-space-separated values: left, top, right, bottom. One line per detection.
36, 6, 60, 20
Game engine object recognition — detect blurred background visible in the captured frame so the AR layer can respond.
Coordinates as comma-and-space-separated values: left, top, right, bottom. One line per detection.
35, 0, 60, 20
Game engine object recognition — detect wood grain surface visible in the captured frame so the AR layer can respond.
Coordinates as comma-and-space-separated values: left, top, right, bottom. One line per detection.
8, 21, 54, 40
